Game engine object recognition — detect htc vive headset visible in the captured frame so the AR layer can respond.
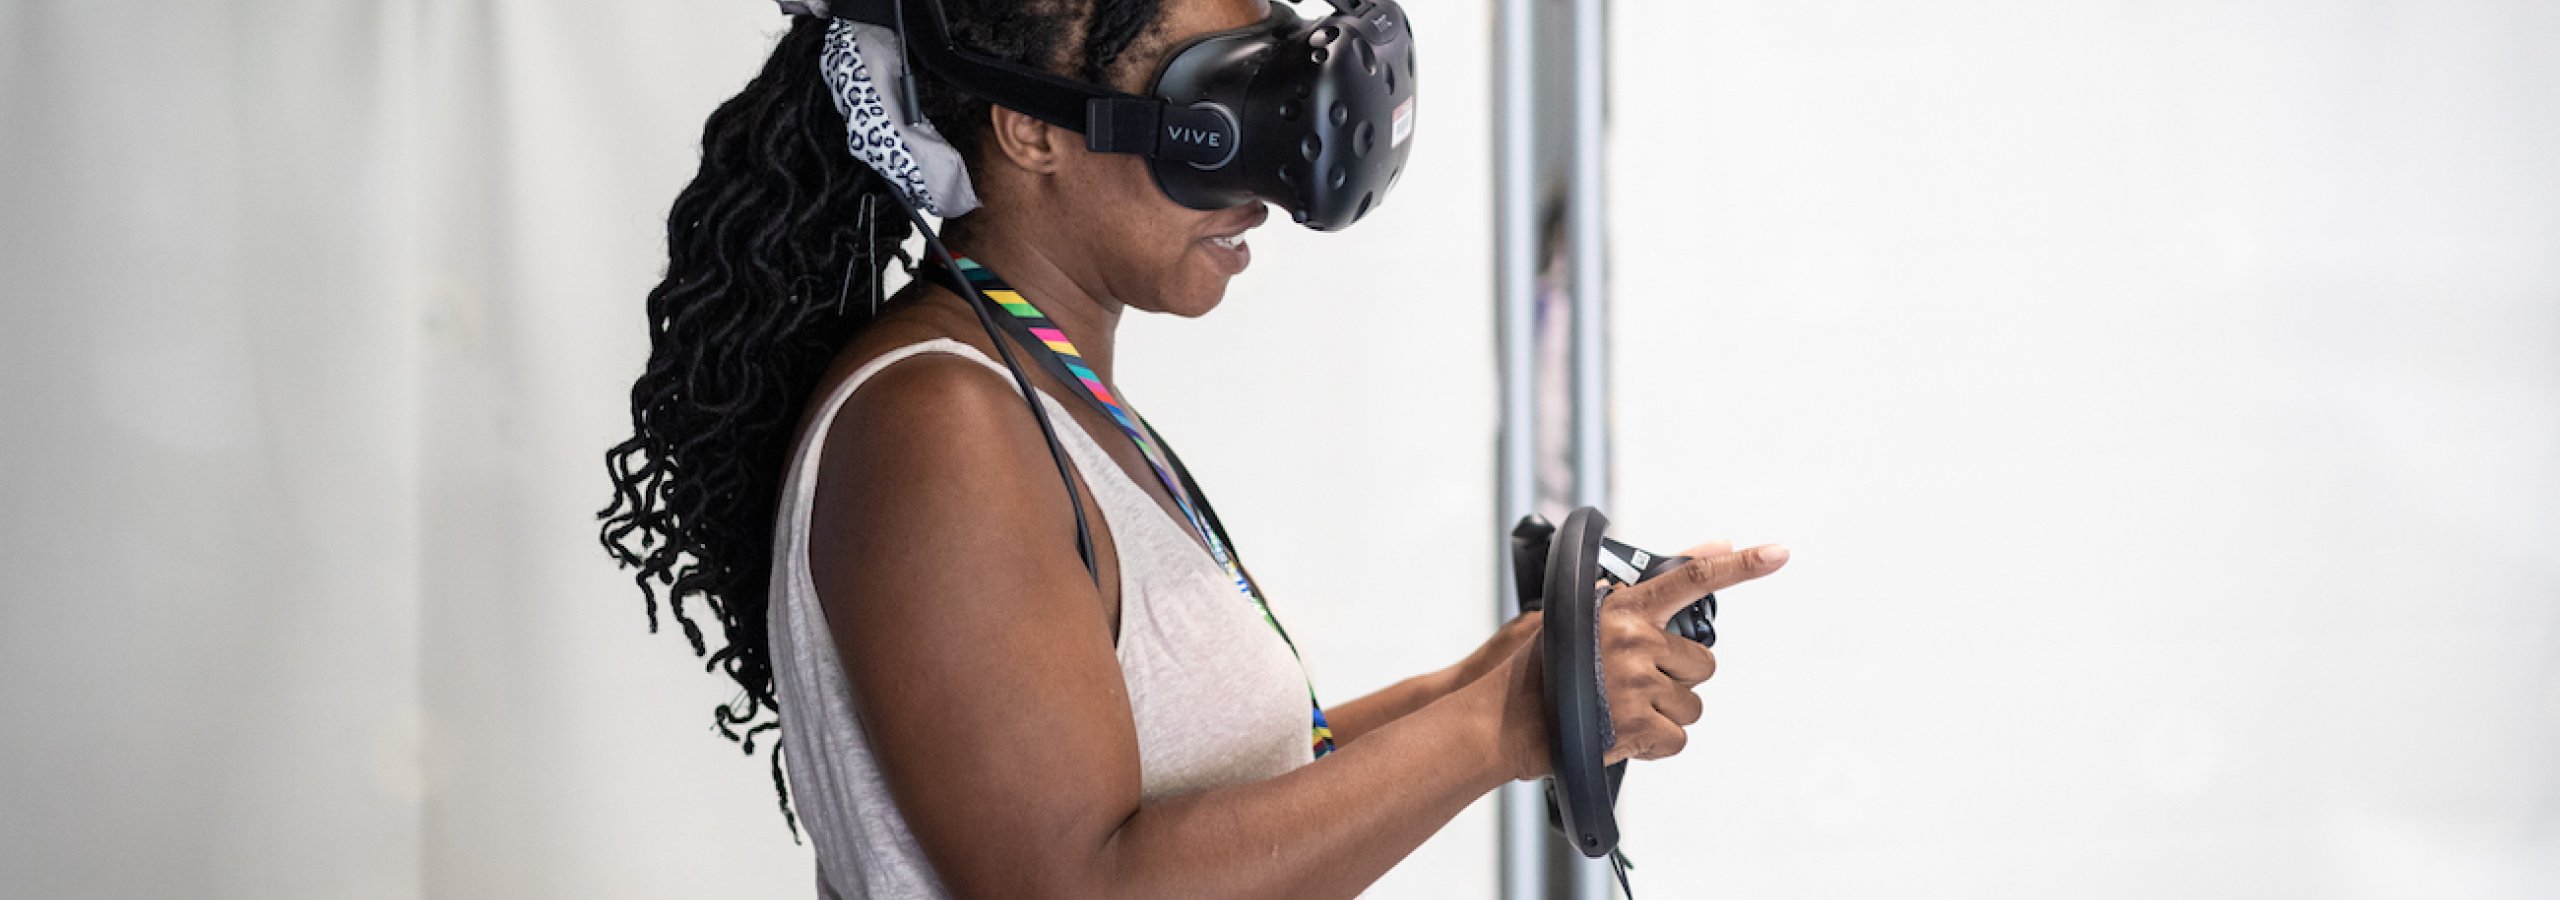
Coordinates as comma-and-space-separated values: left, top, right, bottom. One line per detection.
832, 0, 1418, 231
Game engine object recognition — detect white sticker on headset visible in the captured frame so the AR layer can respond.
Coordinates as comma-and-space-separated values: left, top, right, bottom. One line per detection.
1391, 98, 1414, 147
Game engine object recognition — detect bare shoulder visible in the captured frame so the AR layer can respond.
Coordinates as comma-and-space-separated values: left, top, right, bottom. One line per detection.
800, 301, 1093, 621
816, 335, 1064, 514
814, 299, 1040, 469
831, 343, 1037, 466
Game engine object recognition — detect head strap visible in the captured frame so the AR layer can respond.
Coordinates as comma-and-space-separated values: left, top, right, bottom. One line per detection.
815, 16, 982, 215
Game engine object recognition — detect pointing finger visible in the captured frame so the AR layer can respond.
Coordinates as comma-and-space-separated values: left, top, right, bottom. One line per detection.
1616, 544, 1790, 627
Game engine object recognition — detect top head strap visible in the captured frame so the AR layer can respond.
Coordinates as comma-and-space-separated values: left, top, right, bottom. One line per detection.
824, 0, 1162, 145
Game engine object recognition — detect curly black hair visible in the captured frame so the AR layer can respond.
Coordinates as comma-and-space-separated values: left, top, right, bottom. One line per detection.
598, 1, 1165, 832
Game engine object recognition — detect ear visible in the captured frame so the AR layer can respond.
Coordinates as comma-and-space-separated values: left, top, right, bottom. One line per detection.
985, 104, 1073, 175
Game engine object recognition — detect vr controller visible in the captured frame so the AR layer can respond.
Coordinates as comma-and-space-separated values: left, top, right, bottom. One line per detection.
1509, 508, 1717, 871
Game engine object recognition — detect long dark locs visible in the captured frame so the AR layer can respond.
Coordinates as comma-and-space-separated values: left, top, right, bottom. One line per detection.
599, 0, 1163, 831
598, 16, 910, 833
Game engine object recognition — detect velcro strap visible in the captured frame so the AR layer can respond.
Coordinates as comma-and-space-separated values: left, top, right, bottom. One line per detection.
1085, 97, 1162, 155
829, 0, 895, 24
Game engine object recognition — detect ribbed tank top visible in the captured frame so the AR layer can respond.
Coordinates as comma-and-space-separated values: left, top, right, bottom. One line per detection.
769, 339, 1315, 899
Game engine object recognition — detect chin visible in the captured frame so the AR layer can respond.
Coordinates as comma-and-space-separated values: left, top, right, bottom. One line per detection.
1136, 265, 1233, 318
1158, 281, 1230, 319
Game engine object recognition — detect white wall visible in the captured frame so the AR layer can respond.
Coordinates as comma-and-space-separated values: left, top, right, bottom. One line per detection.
1607, 1, 2560, 897
13, 0, 2552, 897
408, 2, 818, 896
0, 3, 425, 896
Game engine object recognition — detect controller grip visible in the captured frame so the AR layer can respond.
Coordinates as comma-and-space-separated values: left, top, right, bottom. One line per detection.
1509, 515, 1555, 614
1668, 596, 1718, 646
1543, 761, 1630, 831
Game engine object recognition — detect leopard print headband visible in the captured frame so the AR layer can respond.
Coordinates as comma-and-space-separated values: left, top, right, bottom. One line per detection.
809, 11, 983, 217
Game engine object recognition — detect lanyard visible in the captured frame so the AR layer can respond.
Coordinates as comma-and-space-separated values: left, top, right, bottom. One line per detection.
941, 257, 1336, 759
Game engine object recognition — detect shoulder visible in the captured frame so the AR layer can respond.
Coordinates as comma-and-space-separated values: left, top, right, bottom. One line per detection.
800, 331, 1108, 665
812, 293, 1036, 460
797, 290, 1094, 600
819, 336, 1061, 504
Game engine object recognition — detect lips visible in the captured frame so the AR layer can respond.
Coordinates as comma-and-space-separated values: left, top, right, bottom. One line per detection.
1201, 202, 1269, 245
1196, 203, 1269, 277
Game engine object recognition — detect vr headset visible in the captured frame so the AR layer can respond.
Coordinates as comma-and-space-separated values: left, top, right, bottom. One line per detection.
831, 0, 1418, 231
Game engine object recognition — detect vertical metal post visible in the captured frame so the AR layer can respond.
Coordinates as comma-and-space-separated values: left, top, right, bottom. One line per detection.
1563, 0, 1614, 896
1568, 0, 1610, 518
1492, 0, 1547, 892
1499, 0, 1615, 895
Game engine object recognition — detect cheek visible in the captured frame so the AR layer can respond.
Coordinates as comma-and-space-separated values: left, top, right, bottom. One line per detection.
1062, 153, 1231, 313
1100, 164, 1212, 275
1109, 164, 1191, 245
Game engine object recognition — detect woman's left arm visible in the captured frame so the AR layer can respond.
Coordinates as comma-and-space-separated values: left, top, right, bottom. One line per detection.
1324, 612, 1542, 745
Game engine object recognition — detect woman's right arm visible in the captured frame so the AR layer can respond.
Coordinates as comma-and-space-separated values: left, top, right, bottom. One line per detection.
808, 356, 1782, 900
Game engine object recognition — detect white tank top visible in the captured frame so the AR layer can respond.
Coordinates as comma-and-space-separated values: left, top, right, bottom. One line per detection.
769, 339, 1316, 899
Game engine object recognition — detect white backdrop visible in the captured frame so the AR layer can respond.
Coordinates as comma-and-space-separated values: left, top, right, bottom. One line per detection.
1, 0, 1493, 897
1, 3, 427, 896
5, 0, 2555, 898
1608, 1, 2560, 898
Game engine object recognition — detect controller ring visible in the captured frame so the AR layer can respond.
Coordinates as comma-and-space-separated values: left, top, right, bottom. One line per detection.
1541, 508, 1621, 857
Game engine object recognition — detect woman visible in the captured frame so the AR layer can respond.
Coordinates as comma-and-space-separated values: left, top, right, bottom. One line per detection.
600, 0, 1790, 895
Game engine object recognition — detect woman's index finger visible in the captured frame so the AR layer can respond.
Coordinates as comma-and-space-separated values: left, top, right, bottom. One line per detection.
1618, 544, 1791, 626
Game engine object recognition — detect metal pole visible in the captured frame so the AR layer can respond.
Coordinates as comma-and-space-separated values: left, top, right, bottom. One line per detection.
1568, 0, 1610, 518
1501, 0, 1616, 893
1565, 0, 1613, 895
1492, 0, 1547, 892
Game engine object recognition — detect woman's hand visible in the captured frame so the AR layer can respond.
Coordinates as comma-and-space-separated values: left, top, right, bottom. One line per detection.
1476, 541, 1791, 780
1445, 608, 1543, 690
1320, 612, 1548, 747
1446, 541, 1742, 695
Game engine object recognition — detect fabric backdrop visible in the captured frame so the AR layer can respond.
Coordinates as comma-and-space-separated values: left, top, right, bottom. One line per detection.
6, 1, 2555, 898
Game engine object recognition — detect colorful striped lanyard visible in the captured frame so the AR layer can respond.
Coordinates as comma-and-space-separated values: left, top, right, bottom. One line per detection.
947, 258, 1336, 759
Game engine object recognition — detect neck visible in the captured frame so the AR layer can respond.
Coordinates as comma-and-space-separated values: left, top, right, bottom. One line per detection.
947, 224, 1125, 383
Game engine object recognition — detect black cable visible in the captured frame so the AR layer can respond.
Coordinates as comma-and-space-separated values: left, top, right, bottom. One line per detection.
890, 0, 925, 122
880, 196, 1100, 581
